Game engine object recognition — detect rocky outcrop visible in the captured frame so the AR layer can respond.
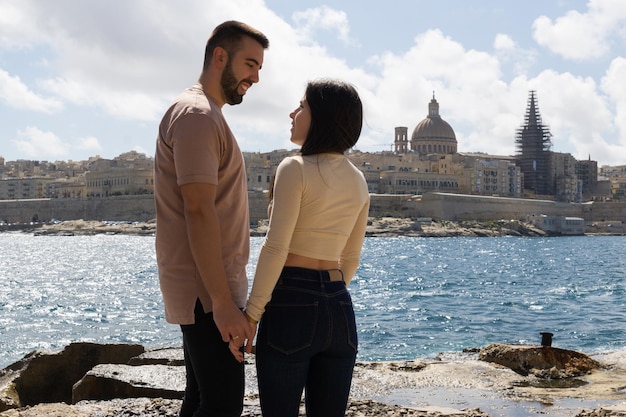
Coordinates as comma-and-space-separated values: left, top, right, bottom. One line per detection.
365, 218, 547, 237
0, 343, 493, 417
33, 220, 157, 236
27, 218, 548, 238
0, 343, 144, 411
2, 342, 625, 417
478, 343, 601, 378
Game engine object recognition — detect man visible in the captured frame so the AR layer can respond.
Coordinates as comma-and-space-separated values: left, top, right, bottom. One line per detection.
154, 21, 269, 417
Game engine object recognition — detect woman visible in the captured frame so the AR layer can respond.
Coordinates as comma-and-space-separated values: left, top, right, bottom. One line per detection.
239, 79, 369, 416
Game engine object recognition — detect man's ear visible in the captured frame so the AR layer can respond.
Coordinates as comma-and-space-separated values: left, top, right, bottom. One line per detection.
212, 46, 229, 69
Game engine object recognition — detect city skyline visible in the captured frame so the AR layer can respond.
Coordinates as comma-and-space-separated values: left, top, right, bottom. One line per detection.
0, 0, 625, 166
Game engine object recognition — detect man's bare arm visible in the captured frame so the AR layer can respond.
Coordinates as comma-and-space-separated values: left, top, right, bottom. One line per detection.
180, 182, 253, 348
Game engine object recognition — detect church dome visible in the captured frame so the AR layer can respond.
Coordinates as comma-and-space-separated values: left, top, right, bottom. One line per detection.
410, 94, 457, 154
412, 117, 456, 141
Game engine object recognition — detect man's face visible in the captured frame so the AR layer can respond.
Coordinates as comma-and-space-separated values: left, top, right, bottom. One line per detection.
220, 36, 264, 106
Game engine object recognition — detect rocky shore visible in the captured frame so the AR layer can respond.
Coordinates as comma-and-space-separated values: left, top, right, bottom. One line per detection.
2, 342, 626, 417
3, 217, 550, 237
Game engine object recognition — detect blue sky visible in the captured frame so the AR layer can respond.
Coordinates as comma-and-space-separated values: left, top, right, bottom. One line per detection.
1, 0, 625, 165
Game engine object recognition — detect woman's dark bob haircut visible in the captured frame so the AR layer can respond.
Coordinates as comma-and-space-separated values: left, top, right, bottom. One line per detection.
300, 79, 363, 156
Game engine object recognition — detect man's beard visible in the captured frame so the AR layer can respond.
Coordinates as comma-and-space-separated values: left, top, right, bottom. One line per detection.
221, 62, 244, 105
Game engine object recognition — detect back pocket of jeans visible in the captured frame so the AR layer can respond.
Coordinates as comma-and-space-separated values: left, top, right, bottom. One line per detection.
340, 301, 358, 350
264, 302, 318, 355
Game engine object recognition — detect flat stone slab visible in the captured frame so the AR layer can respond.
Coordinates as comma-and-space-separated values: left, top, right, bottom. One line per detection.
72, 364, 185, 403
127, 347, 184, 366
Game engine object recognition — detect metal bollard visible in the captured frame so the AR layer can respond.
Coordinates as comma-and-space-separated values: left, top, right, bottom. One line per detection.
540, 332, 553, 347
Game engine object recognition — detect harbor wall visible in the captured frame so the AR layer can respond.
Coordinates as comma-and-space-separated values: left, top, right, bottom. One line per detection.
1, 192, 624, 225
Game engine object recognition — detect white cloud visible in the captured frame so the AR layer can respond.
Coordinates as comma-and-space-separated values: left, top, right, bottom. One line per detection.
0, 0, 40, 48
41, 77, 166, 122
600, 57, 626, 158
492, 34, 537, 77
292, 6, 357, 46
13, 127, 69, 160
532, 0, 626, 60
0, 69, 63, 112
75, 136, 102, 153
494, 34, 515, 51
12, 129, 105, 162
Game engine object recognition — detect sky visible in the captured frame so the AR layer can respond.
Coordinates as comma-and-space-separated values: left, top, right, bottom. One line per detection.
0, 0, 625, 166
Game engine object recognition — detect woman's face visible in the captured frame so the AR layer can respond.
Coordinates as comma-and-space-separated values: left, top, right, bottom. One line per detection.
289, 96, 311, 147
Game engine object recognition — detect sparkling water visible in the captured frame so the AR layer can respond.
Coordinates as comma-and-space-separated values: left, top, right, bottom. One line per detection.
1, 234, 625, 369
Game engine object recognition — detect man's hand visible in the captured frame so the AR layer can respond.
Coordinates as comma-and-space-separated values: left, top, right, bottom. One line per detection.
213, 301, 254, 362
228, 319, 257, 362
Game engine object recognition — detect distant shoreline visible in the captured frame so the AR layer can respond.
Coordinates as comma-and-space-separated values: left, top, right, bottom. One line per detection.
1, 217, 624, 237
0, 217, 562, 237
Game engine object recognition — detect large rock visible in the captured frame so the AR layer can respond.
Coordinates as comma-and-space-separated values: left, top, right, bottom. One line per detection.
478, 343, 601, 378
0, 342, 144, 411
72, 364, 184, 403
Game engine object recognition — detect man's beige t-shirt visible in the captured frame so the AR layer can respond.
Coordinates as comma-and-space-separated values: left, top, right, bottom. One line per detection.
154, 84, 249, 325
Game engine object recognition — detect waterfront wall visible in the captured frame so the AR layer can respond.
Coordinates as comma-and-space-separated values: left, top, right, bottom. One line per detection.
367, 192, 625, 223
0, 195, 156, 224
1, 192, 624, 225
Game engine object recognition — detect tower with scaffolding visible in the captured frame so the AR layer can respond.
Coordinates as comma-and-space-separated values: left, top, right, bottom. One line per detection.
515, 91, 553, 196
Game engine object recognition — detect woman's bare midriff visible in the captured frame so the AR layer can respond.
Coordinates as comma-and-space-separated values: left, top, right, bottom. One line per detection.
284, 253, 339, 270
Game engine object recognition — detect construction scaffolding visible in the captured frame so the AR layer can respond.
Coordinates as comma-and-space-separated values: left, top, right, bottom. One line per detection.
515, 91, 553, 195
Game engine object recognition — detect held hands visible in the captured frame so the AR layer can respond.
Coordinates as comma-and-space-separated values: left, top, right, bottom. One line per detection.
228, 314, 257, 362
212, 301, 255, 363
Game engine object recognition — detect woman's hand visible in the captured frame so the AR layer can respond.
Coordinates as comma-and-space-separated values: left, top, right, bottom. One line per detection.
228, 317, 258, 362
244, 311, 258, 354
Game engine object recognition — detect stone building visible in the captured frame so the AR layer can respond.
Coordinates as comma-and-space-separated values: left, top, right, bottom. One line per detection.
244, 149, 293, 191
550, 151, 581, 202
82, 152, 154, 197
85, 168, 153, 197
458, 153, 522, 197
47, 177, 86, 199
0, 176, 52, 200
576, 158, 598, 200
395, 93, 458, 155
599, 165, 626, 200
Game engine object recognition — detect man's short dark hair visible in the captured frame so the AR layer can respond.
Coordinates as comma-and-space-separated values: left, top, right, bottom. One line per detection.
203, 21, 269, 71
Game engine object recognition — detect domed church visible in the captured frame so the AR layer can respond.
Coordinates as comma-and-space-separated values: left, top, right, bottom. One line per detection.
394, 93, 457, 154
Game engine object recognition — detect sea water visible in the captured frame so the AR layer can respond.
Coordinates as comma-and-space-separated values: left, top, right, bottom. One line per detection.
1, 234, 625, 369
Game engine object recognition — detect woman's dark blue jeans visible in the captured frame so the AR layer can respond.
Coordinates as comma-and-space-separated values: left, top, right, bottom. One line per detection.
255, 267, 358, 417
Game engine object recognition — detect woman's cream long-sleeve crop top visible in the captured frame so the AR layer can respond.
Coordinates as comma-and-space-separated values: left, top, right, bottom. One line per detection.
245, 153, 370, 323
